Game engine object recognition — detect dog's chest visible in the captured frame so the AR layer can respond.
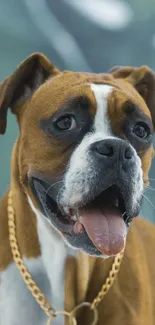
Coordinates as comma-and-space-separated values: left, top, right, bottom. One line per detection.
0, 212, 74, 325
0, 258, 49, 325
0, 247, 68, 325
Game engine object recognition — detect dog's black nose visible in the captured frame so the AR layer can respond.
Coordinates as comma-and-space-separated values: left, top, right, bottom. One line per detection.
93, 139, 133, 163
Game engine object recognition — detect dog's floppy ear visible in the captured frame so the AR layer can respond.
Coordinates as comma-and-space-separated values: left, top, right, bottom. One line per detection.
0, 53, 59, 134
109, 65, 155, 128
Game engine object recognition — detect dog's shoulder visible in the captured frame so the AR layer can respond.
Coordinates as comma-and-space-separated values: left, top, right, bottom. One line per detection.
128, 216, 155, 247
124, 216, 155, 273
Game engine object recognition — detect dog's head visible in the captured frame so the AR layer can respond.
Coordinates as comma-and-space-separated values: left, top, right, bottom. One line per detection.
0, 54, 154, 257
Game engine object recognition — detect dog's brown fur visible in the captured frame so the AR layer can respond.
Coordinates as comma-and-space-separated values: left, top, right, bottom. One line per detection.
0, 53, 155, 324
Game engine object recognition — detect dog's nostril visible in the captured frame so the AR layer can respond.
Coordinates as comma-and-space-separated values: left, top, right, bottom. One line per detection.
124, 146, 133, 160
95, 142, 114, 157
94, 140, 133, 161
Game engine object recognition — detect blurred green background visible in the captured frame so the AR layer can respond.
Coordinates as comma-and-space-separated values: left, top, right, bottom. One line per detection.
0, 0, 155, 222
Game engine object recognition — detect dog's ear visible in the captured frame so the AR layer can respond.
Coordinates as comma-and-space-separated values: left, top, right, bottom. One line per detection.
109, 65, 155, 128
0, 53, 59, 134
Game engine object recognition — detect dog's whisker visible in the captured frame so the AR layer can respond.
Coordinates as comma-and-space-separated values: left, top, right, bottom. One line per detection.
45, 180, 64, 195
142, 193, 155, 211
145, 185, 155, 191
138, 149, 146, 155
144, 177, 155, 182
58, 160, 67, 167
124, 214, 131, 224
56, 186, 65, 207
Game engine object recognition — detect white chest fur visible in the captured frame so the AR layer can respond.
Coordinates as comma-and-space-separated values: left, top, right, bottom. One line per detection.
0, 198, 75, 325
0, 258, 49, 325
28, 196, 76, 324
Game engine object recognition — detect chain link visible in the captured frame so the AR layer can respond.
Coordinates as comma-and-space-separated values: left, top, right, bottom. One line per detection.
8, 190, 124, 324
91, 251, 124, 309
8, 192, 56, 319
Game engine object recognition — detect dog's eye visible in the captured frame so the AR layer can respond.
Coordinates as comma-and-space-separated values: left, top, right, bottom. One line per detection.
54, 115, 77, 131
133, 122, 150, 139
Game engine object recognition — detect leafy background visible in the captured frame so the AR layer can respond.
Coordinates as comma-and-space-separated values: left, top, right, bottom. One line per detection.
0, 0, 155, 222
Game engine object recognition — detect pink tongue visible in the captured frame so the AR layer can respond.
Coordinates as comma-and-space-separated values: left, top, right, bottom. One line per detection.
79, 206, 127, 256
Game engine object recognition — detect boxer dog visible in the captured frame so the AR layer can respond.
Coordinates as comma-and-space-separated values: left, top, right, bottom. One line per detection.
0, 53, 155, 325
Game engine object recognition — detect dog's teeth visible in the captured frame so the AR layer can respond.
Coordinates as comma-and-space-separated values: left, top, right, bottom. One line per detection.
71, 215, 78, 221
64, 206, 69, 214
115, 199, 119, 207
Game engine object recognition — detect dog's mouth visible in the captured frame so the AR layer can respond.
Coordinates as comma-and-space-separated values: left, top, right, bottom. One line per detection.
30, 177, 133, 256
68, 186, 129, 255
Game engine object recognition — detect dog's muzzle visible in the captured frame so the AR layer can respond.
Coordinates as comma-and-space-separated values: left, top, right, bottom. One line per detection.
29, 138, 143, 257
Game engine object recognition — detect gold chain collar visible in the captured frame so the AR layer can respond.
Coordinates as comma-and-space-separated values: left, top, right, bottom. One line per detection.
8, 191, 124, 325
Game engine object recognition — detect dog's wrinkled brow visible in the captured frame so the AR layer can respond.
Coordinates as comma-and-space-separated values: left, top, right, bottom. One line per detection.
40, 95, 93, 130
124, 102, 153, 130
60, 95, 90, 112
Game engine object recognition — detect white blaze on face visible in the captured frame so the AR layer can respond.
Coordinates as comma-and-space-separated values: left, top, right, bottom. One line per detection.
61, 84, 113, 206
91, 84, 113, 135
